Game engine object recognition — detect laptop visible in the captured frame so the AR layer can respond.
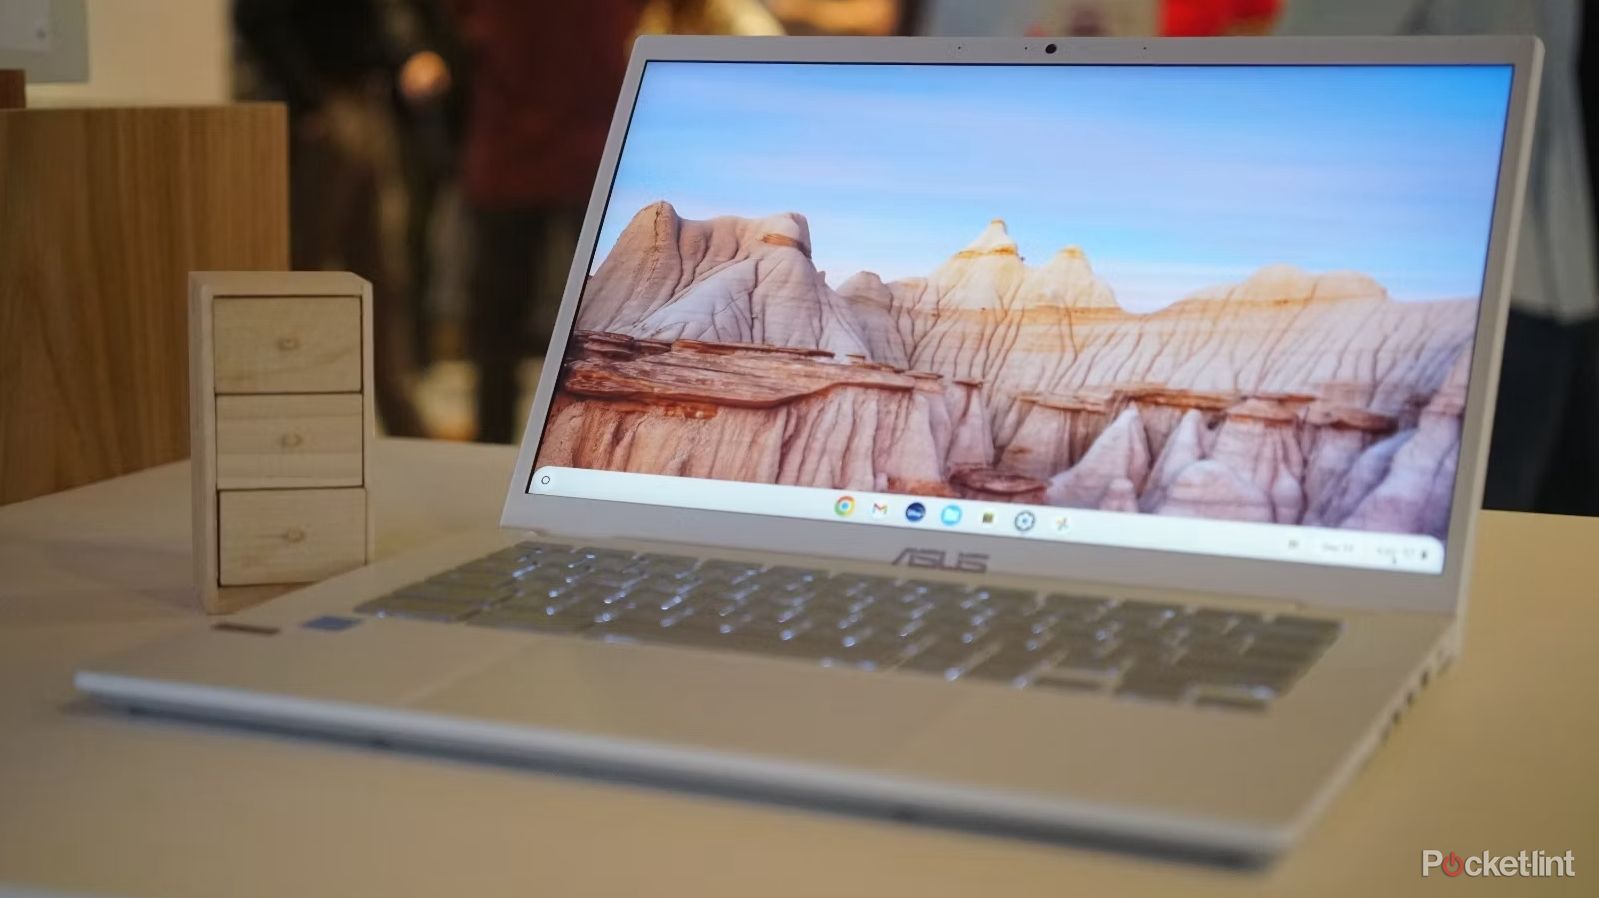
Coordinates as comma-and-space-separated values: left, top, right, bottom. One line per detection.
77, 36, 1541, 864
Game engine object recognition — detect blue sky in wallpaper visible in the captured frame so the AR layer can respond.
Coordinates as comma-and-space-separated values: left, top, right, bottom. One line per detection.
591, 62, 1512, 311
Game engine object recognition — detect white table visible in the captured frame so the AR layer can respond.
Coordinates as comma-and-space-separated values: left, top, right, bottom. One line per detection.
1, 438, 1595, 897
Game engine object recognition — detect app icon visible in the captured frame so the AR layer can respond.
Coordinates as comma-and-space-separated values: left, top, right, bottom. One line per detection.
1014, 510, 1036, 532
905, 501, 926, 523
834, 495, 856, 517
1053, 515, 1069, 533
981, 510, 996, 525
870, 501, 889, 518
940, 504, 962, 526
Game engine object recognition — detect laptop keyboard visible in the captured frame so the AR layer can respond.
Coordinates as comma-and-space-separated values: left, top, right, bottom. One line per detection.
354, 541, 1340, 711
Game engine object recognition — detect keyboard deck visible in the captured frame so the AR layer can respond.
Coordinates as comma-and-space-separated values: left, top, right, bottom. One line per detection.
355, 541, 1340, 712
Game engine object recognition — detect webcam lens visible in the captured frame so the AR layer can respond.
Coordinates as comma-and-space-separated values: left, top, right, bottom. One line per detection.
1045, 43, 1057, 54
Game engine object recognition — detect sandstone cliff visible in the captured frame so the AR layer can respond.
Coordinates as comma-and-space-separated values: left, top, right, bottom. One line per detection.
543, 202, 1478, 538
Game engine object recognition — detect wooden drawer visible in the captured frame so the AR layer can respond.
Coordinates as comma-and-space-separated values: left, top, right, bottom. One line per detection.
218, 488, 367, 586
215, 393, 364, 489
213, 296, 361, 393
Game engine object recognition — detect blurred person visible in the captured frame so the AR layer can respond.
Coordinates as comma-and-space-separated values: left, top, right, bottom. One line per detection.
1162, 0, 1279, 35
641, 0, 785, 34
915, 1, 1155, 39
234, 0, 437, 437
449, 1, 645, 444
452, 0, 784, 444
765, 0, 902, 35
1277, 0, 1599, 515
931, 0, 1268, 37
388, 3, 469, 369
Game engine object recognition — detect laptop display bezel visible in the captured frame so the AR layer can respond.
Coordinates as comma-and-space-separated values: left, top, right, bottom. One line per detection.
500, 35, 1541, 615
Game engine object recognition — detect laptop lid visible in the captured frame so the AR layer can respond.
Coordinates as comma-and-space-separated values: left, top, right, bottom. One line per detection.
503, 36, 1540, 615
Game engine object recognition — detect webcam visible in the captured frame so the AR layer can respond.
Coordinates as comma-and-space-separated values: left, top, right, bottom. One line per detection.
1045, 43, 1058, 55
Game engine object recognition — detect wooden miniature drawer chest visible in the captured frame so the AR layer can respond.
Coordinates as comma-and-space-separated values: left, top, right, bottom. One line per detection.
189, 272, 374, 613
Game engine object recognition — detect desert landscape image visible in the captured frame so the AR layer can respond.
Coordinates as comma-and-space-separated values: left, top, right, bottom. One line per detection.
533, 63, 1512, 539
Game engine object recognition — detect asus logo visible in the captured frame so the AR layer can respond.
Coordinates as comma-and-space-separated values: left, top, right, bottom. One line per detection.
892, 548, 989, 573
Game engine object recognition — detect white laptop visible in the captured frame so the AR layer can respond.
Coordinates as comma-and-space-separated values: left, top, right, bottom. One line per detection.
78, 35, 1541, 864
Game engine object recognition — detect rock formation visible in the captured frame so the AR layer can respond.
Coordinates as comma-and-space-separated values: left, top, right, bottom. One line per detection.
542, 334, 952, 495
1044, 407, 1152, 508
579, 202, 880, 360
1300, 402, 1399, 521
1337, 352, 1470, 538
1205, 399, 1306, 524
1140, 408, 1213, 513
997, 392, 1114, 480
542, 201, 1481, 537
1153, 460, 1275, 523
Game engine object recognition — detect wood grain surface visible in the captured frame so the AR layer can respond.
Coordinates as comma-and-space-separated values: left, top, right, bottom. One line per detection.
215, 393, 365, 489
0, 104, 288, 504
0, 70, 23, 110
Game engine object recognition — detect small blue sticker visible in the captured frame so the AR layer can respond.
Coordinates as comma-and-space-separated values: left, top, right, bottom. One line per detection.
303, 615, 361, 632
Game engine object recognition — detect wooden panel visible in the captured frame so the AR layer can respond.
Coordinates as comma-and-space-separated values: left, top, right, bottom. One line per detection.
215, 393, 364, 489
0, 70, 22, 110
218, 488, 366, 586
0, 104, 288, 505
213, 296, 361, 394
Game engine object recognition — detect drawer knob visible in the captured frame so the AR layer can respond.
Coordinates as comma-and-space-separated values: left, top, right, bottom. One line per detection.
280, 431, 304, 449
276, 335, 301, 352
282, 527, 307, 544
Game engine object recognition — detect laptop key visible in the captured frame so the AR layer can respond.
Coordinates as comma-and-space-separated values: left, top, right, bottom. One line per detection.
1186, 608, 1263, 635
828, 574, 901, 597
390, 582, 508, 606
896, 640, 997, 679
1173, 659, 1299, 693
470, 606, 593, 633
910, 582, 974, 603
496, 594, 580, 616
1241, 641, 1321, 667
971, 586, 1036, 606
1043, 594, 1114, 621
895, 643, 972, 675
356, 595, 481, 622
695, 559, 763, 579
964, 645, 1052, 684
1115, 667, 1194, 701
632, 553, 701, 577
1183, 632, 1252, 655
1192, 683, 1276, 711
574, 546, 636, 560
1031, 661, 1118, 692
1261, 614, 1341, 642
431, 569, 518, 589
1044, 643, 1127, 675
816, 631, 903, 669
1104, 600, 1183, 626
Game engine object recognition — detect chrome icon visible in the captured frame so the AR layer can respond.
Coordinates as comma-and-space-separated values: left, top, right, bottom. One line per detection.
1014, 510, 1036, 532
834, 495, 856, 517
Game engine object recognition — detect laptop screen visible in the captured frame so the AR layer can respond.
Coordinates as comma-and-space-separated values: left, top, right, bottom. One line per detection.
529, 61, 1514, 576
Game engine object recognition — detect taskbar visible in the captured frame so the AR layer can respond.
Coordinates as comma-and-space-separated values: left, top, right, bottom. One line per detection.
529, 466, 1446, 575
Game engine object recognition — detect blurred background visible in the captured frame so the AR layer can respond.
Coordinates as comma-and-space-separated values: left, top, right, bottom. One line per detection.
18, 0, 1599, 517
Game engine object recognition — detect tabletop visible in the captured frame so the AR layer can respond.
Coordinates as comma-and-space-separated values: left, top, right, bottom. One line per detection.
1, 438, 1595, 897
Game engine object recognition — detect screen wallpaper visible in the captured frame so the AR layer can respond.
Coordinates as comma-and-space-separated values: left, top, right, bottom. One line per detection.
534, 62, 1513, 542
